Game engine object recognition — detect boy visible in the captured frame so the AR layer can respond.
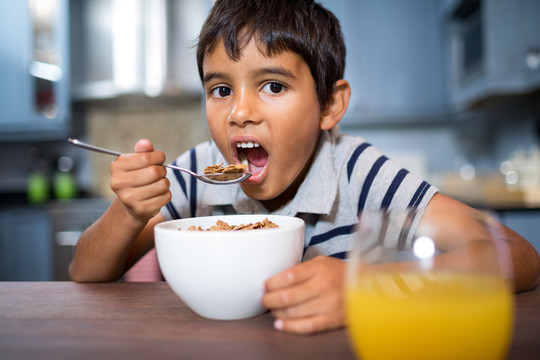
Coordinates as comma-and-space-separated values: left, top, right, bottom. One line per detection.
70, 0, 540, 335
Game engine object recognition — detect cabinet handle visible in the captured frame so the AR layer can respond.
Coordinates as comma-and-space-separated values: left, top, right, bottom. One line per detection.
55, 231, 82, 246
526, 48, 540, 70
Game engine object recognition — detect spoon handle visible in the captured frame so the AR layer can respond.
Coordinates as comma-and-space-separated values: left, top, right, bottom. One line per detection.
69, 138, 250, 185
68, 139, 123, 157
68, 139, 198, 176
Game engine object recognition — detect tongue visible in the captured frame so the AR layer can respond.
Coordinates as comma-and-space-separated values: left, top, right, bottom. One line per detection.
247, 146, 268, 169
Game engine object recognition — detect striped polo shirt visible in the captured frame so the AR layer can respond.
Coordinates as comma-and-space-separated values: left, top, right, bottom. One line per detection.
161, 128, 438, 260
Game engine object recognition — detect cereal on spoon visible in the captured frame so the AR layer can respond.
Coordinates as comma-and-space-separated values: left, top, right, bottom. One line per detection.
203, 163, 248, 181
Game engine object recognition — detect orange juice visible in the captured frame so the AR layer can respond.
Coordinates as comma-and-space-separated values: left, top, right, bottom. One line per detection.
346, 272, 513, 360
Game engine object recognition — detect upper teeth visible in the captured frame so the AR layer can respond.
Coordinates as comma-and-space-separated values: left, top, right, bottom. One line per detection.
236, 141, 260, 148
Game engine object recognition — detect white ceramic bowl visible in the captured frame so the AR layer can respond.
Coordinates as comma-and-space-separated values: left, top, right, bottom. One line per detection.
154, 214, 305, 320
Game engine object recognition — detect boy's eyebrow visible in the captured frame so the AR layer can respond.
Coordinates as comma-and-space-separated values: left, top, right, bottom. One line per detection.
203, 66, 297, 85
251, 66, 297, 80
203, 72, 228, 85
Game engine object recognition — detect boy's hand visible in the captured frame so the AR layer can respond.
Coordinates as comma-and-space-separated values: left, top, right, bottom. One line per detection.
110, 139, 171, 222
262, 255, 346, 335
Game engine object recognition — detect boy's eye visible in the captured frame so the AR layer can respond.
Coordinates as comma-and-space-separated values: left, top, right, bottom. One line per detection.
263, 82, 284, 94
211, 86, 232, 98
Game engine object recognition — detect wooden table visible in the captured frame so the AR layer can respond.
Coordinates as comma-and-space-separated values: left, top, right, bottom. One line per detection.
1, 282, 539, 360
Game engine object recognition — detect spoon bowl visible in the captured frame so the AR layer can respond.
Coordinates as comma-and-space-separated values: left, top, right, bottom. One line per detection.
68, 139, 251, 185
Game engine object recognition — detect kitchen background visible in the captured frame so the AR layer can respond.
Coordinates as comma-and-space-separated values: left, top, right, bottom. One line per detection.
1, 0, 539, 281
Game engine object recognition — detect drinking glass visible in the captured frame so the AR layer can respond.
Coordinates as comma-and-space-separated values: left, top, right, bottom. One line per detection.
345, 209, 514, 360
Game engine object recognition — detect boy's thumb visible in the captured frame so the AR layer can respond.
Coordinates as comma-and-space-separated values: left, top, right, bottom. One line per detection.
134, 139, 155, 153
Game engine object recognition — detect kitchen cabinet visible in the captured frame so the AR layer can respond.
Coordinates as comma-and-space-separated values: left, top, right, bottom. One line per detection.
0, 0, 70, 141
0, 206, 53, 281
0, 199, 109, 281
319, 0, 449, 125
70, 0, 213, 101
48, 198, 110, 281
444, 0, 540, 110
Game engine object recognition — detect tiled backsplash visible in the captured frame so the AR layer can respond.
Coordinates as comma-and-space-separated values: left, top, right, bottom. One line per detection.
85, 98, 211, 198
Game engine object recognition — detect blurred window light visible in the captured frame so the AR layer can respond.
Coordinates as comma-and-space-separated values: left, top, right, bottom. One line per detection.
499, 160, 513, 175
526, 49, 540, 70
29, 61, 63, 82
112, 0, 142, 90
43, 103, 59, 119
28, 0, 57, 30
413, 236, 435, 259
459, 164, 476, 181
505, 170, 519, 185
144, 0, 166, 97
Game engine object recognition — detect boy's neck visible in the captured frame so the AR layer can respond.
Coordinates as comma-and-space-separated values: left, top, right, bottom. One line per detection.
260, 142, 317, 213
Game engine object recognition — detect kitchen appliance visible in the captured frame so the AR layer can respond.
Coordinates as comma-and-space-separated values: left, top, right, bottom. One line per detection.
47, 198, 110, 280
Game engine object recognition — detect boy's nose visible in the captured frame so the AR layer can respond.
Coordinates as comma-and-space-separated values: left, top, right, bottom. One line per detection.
227, 91, 260, 127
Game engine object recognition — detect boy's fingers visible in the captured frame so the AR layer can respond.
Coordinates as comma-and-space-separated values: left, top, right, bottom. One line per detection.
125, 191, 172, 219
111, 165, 168, 190
112, 151, 166, 173
264, 261, 315, 291
273, 315, 342, 335
270, 299, 317, 319
262, 281, 316, 309
127, 177, 170, 201
269, 288, 343, 319
134, 138, 155, 152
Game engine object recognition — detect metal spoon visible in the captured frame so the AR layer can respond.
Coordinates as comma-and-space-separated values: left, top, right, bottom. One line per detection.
68, 139, 251, 185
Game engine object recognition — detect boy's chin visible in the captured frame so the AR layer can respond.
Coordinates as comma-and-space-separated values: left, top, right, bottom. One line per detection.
240, 180, 299, 212
239, 182, 266, 198
240, 183, 279, 201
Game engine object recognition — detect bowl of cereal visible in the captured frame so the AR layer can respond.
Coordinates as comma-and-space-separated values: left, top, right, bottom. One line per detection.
154, 214, 305, 320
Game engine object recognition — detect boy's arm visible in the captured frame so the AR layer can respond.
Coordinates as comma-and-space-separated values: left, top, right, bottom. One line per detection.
69, 139, 171, 282
68, 200, 163, 282
422, 193, 540, 292
262, 193, 540, 335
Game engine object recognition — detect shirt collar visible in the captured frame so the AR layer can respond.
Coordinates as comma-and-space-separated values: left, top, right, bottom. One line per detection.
202, 130, 339, 216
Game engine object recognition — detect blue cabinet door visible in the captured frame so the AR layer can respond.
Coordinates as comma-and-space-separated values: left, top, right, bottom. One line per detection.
0, 0, 70, 141
0, 1, 31, 129
0, 207, 53, 281
319, 0, 448, 125
446, 0, 540, 110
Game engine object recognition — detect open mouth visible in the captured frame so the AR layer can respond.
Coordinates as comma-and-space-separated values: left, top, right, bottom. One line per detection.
236, 141, 269, 175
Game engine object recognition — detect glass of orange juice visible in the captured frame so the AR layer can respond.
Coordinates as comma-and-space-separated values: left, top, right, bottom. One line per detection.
345, 209, 514, 360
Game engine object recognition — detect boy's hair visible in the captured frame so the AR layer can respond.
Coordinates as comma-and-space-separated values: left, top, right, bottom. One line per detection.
196, 0, 346, 109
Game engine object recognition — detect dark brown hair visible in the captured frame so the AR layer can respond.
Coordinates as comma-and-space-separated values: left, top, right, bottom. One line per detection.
196, 0, 346, 109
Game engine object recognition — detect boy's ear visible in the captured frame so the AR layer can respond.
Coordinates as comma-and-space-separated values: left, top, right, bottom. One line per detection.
319, 79, 351, 130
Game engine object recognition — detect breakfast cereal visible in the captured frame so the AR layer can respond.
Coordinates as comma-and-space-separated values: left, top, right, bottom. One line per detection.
184, 218, 279, 231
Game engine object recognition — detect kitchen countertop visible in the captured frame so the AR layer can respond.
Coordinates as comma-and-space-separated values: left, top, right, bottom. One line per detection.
1, 281, 539, 360
439, 173, 540, 210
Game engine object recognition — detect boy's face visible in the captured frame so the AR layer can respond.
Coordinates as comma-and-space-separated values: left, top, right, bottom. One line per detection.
202, 40, 323, 205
